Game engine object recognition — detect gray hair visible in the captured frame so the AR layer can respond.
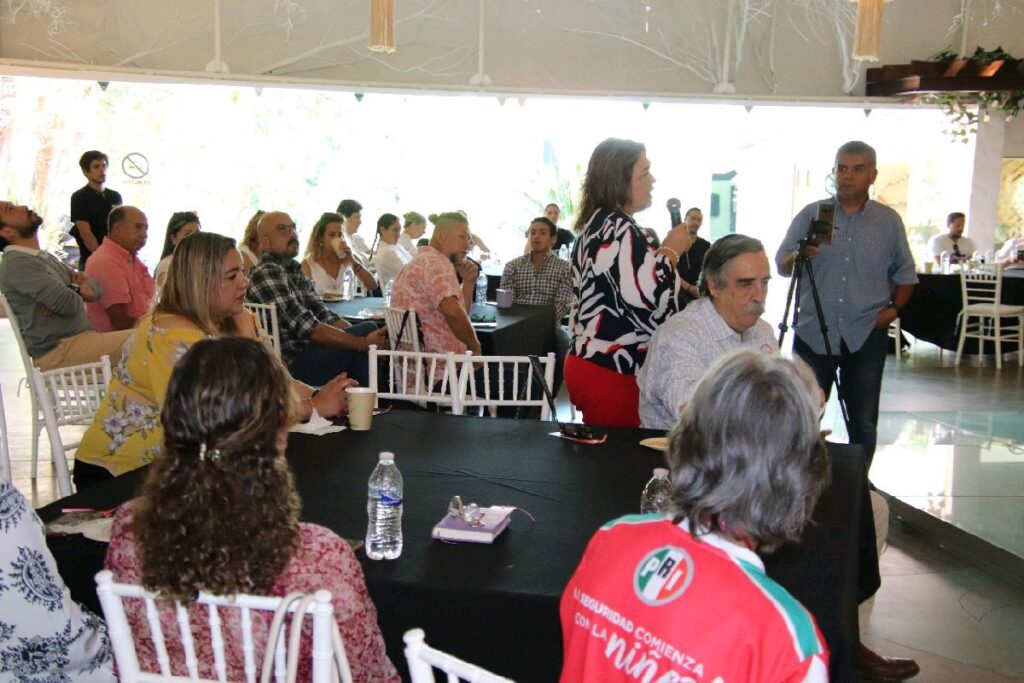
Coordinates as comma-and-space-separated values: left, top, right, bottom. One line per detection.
698, 234, 765, 297
836, 140, 876, 166
665, 349, 830, 550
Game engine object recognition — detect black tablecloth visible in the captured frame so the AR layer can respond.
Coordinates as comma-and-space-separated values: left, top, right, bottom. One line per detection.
324, 297, 556, 357
902, 272, 1024, 351
485, 269, 502, 302
41, 412, 870, 682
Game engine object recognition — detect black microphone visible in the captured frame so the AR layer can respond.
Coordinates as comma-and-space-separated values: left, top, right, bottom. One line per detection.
667, 197, 682, 228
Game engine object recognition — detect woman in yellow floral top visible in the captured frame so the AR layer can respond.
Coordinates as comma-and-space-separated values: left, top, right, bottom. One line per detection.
74, 233, 355, 490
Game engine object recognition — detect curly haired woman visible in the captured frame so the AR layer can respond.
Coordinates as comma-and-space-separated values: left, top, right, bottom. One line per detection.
104, 337, 398, 682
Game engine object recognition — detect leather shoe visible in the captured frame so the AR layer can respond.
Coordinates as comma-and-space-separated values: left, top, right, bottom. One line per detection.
856, 643, 920, 681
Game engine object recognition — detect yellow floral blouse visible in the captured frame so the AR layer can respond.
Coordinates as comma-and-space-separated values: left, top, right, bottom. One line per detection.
76, 314, 207, 476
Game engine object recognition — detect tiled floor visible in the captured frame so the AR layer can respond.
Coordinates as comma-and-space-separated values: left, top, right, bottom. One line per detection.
2, 319, 1023, 681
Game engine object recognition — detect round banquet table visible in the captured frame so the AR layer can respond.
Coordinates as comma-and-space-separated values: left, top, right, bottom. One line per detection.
324, 296, 556, 357
41, 410, 874, 682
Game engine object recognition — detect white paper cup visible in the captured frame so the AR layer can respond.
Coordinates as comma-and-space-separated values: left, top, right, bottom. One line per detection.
346, 387, 376, 431
329, 236, 349, 259
496, 289, 513, 309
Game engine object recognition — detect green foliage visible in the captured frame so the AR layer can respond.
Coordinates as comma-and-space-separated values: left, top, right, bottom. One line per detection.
927, 46, 1024, 141
521, 161, 584, 233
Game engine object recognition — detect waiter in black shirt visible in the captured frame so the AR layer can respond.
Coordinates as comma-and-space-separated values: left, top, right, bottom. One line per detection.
675, 206, 711, 308
70, 150, 122, 269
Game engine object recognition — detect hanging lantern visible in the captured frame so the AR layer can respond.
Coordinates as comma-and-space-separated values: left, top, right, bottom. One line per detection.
848, 0, 893, 62
369, 0, 396, 54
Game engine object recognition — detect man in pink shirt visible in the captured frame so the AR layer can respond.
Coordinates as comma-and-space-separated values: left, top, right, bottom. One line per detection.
391, 211, 482, 369
85, 205, 154, 332
392, 213, 543, 414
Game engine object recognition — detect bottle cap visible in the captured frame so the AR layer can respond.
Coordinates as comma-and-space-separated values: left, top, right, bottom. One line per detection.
380, 451, 395, 462
653, 467, 669, 479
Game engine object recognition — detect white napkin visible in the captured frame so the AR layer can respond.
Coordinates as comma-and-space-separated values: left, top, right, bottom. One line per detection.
48, 517, 115, 543
289, 409, 347, 435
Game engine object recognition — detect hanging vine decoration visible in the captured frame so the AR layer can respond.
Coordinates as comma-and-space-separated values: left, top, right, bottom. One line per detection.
924, 46, 1024, 141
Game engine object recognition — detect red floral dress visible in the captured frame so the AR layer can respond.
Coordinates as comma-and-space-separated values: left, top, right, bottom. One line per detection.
104, 503, 399, 682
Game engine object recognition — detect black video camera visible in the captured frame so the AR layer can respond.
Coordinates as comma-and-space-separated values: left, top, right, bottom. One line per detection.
807, 203, 836, 246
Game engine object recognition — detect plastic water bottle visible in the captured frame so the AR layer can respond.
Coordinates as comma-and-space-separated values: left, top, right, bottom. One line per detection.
558, 244, 569, 260
383, 279, 393, 306
640, 468, 673, 515
342, 268, 354, 300
366, 452, 403, 560
475, 268, 488, 304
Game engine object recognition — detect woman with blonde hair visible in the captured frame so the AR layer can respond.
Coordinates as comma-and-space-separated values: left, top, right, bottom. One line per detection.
301, 212, 378, 295
105, 337, 398, 682
240, 209, 264, 272
399, 210, 427, 253
75, 232, 352, 489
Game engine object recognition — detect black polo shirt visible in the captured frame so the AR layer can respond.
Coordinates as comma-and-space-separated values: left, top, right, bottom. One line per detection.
676, 236, 711, 308
554, 227, 574, 250
70, 185, 122, 268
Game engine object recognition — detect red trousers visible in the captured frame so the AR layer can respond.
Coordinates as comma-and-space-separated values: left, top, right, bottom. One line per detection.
564, 354, 640, 428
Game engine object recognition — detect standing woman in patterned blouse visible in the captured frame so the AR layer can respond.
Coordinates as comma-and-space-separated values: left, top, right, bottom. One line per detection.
565, 138, 693, 427
105, 338, 399, 682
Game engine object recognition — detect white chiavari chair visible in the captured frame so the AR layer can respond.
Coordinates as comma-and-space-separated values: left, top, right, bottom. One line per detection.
403, 628, 513, 683
368, 345, 461, 414
0, 385, 10, 484
31, 355, 112, 497
95, 570, 352, 683
452, 352, 556, 420
384, 306, 421, 352
955, 264, 1024, 369
244, 302, 282, 358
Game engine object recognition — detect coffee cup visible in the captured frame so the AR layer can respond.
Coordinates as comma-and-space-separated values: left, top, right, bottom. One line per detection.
346, 387, 376, 431
496, 289, 513, 309
923, 261, 934, 274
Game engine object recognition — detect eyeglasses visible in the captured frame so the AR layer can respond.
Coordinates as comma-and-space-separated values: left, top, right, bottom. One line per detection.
447, 495, 484, 526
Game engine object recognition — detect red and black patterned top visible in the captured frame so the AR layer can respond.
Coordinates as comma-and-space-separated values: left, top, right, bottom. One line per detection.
569, 208, 678, 374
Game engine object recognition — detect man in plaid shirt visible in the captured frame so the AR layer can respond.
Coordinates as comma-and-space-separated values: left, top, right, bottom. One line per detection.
246, 210, 387, 387
500, 216, 572, 390
500, 217, 571, 320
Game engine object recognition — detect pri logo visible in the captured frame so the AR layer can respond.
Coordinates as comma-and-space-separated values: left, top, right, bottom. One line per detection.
634, 546, 694, 606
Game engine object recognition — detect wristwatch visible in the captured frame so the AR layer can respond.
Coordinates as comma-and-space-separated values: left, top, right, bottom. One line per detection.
68, 283, 81, 294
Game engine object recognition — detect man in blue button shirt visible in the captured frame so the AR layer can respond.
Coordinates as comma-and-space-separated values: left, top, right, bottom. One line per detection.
776, 140, 916, 469
776, 141, 920, 682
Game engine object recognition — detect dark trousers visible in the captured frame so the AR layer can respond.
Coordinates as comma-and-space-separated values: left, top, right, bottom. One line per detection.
287, 322, 379, 387
72, 460, 114, 491
793, 328, 888, 469
553, 325, 571, 397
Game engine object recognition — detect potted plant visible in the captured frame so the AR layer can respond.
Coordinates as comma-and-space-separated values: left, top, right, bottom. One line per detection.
969, 46, 1013, 77
933, 49, 967, 77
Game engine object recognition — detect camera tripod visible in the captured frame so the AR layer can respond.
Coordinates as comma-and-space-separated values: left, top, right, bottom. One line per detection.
778, 236, 851, 432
